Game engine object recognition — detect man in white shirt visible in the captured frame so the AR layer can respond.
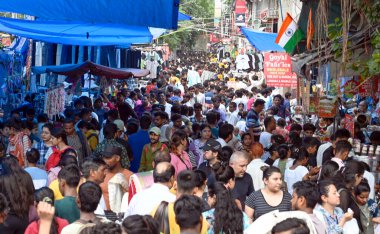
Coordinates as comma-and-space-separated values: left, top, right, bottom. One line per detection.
260, 116, 276, 161
246, 142, 268, 191
227, 102, 240, 126
125, 162, 176, 216
331, 140, 352, 169
158, 92, 172, 117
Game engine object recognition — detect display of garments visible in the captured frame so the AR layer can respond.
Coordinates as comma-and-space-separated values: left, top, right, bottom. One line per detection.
146, 60, 159, 78
236, 54, 250, 70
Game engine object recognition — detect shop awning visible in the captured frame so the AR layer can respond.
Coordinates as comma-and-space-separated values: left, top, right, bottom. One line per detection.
0, 0, 180, 29
32, 61, 150, 79
179, 12, 192, 21
0, 17, 153, 46
241, 27, 285, 52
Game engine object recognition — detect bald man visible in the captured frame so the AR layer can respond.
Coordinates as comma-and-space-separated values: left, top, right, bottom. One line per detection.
126, 161, 176, 216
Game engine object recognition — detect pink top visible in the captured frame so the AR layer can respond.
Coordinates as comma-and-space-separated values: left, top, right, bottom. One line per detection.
170, 151, 192, 178
247, 98, 255, 111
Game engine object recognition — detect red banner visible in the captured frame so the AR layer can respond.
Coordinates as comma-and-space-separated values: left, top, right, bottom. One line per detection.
264, 53, 297, 87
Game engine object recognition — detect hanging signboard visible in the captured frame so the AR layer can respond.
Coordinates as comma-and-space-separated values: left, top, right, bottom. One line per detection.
318, 96, 337, 118
235, 0, 246, 26
264, 53, 297, 87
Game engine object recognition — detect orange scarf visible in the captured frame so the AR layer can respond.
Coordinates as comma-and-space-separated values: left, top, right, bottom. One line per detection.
8, 132, 30, 167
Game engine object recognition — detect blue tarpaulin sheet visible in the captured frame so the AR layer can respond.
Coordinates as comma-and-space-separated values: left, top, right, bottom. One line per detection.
241, 27, 285, 52
0, 17, 152, 46
0, 0, 180, 29
179, 12, 192, 21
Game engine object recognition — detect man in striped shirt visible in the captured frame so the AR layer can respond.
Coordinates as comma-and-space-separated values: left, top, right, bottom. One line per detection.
246, 99, 265, 142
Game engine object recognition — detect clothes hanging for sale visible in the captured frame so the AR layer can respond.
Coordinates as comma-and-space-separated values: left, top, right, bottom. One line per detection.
44, 85, 65, 119
146, 60, 159, 78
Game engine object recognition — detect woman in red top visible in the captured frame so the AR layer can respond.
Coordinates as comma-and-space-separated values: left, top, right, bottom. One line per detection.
45, 128, 72, 172
24, 187, 68, 234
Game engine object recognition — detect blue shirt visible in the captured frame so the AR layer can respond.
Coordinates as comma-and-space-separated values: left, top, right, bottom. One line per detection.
128, 130, 150, 173
25, 167, 48, 190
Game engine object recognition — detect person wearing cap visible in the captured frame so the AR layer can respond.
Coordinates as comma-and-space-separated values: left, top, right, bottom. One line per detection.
139, 127, 169, 172
113, 119, 133, 163
198, 139, 222, 177
100, 144, 133, 214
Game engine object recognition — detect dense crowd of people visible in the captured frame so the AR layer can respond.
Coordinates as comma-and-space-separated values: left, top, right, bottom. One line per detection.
0, 52, 379, 234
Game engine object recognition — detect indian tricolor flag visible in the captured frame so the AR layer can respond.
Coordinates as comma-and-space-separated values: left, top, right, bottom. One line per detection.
275, 13, 304, 53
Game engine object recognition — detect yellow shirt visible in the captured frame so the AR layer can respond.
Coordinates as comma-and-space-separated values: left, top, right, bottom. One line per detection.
170, 76, 180, 85
84, 130, 99, 152
151, 202, 208, 234
49, 179, 64, 201
49, 178, 86, 201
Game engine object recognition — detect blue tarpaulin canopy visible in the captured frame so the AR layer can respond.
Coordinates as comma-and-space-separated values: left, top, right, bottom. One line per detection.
0, 17, 152, 46
179, 12, 192, 21
241, 27, 285, 52
0, 0, 180, 29
32, 61, 150, 79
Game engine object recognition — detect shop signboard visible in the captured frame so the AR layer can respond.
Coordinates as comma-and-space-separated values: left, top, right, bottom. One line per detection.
263, 53, 297, 87
318, 96, 337, 118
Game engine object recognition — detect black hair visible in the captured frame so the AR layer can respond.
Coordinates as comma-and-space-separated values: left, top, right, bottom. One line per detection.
82, 158, 106, 179
263, 166, 281, 180
78, 181, 102, 212
303, 123, 316, 133
317, 179, 336, 204
171, 104, 181, 115
354, 180, 370, 196
35, 187, 55, 204
170, 113, 182, 122
271, 134, 286, 145
37, 114, 49, 123
264, 116, 274, 129
140, 115, 152, 130
334, 128, 351, 139
219, 123, 234, 140
213, 164, 235, 185
206, 111, 218, 125
180, 105, 189, 116
153, 151, 171, 166
174, 195, 203, 230
122, 215, 159, 234
277, 144, 290, 160
61, 148, 78, 158
319, 160, 339, 181
288, 131, 302, 146
194, 170, 207, 188
0, 193, 8, 214
51, 127, 68, 145
26, 148, 40, 164
58, 164, 81, 187
293, 147, 309, 163
208, 182, 243, 233
80, 108, 92, 118
34, 187, 59, 234
339, 160, 365, 188
290, 123, 303, 132
254, 99, 266, 107
103, 123, 118, 139
63, 118, 75, 125
277, 118, 286, 127
370, 131, 380, 144
335, 140, 352, 155
0, 162, 35, 219
153, 163, 175, 183
271, 218, 309, 234
292, 181, 319, 209
4, 118, 23, 131
220, 146, 233, 164
285, 92, 292, 99
89, 222, 122, 234
154, 111, 169, 120
42, 123, 54, 133
176, 170, 197, 194
302, 137, 320, 149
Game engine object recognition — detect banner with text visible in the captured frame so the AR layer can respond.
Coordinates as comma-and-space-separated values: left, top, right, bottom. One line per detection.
264, 53, 297, 87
